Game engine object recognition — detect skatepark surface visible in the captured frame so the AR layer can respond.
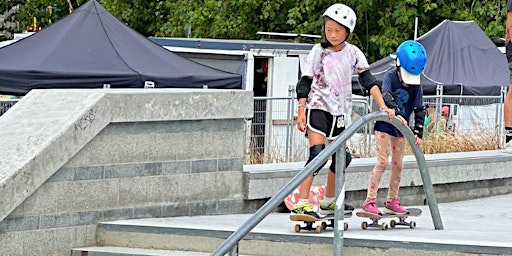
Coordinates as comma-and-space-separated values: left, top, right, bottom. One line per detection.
104, 193, 512, 255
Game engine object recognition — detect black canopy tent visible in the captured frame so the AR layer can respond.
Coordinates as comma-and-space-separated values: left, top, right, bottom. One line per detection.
354, 20, 509, 96
0, 0, 241, 96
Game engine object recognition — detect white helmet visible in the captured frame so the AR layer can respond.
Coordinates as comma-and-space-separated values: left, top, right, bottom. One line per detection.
323, 4, 357, 33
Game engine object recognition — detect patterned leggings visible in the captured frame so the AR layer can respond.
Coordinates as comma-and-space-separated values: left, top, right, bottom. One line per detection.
366, 131, 406, 200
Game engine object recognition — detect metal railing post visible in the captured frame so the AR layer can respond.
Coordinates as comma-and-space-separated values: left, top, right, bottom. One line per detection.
211, 112, 443, 256
285, 95, 292, 161
333, 144, 346, 256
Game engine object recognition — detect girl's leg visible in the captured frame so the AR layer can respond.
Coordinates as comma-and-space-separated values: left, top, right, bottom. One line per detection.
298, 129, 326, 200
366, 131, 390, 199
387, 136, 406, 200
383, 135, 408, 214
291, 129, 326, 216
362, 131, 390, 214
325, 167, 336, 198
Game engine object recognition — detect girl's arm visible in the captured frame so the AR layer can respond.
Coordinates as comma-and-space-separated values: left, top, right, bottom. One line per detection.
412, 88, 425, 146
358, 68, 395, 119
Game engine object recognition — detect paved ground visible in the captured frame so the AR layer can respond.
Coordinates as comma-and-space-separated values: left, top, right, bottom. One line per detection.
117, 193, 512, 255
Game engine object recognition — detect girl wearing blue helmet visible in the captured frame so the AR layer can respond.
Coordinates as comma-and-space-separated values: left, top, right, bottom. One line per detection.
362, 40, 427, 215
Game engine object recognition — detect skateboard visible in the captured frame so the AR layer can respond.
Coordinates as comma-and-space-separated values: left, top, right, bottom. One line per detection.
290, 212, 352, 233
355, 208, 422, 230
284, 185, 325, 212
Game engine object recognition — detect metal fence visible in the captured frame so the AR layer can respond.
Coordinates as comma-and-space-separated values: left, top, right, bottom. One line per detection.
423, 95, 504, 134
248, 95, 373, 164
248, 88, 506, 164
0, 99, 18, 116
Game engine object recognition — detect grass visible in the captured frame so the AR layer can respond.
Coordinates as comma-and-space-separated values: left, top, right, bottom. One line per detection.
416, 129, 499, 155
248, 128, 500, 164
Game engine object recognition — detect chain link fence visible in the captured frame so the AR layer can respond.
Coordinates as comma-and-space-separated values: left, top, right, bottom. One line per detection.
248, 90, 506, 164
248, 96, 373, 164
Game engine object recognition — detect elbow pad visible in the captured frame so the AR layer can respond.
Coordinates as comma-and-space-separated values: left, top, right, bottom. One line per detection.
358, 70, 380, 92
413, 106, 426, 139
383, 92, 400, 112
296, 76, 312, 99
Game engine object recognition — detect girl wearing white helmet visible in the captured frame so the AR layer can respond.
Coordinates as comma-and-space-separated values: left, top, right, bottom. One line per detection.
293, 3, 395, 218
362, 40, 427, 215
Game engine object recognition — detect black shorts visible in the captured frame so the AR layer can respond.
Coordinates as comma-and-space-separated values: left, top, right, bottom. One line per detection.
306, 109, 346, 139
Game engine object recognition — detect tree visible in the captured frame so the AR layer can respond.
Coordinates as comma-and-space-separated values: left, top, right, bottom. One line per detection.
6, 0, 508, 62
353, 0, 507, 61
99, 0, 166, 37
0, 0, 26, 39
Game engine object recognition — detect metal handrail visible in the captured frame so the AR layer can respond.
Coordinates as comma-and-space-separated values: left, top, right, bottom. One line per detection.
211, 112, 443, 256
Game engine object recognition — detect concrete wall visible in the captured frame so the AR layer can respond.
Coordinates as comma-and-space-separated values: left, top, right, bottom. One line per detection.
244, 150, 512, 207
0, 89, 252, 256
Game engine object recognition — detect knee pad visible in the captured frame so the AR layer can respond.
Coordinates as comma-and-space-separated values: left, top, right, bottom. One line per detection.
306, 144, 326, 176
330, 147, 352, 174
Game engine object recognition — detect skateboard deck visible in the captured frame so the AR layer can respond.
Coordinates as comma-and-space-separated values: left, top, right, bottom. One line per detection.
290, 212, 352, 233
356, 208, 422, 230
284, 185, 325, 211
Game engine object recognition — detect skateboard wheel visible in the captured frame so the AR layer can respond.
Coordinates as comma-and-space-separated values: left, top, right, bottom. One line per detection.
381, 223, 387, 230
315, 225, 322, 233
344, 223, 348, 231
389, 220, 396, 228
361, 222, 368, 230
294, 224, 301, 233
409, 221, 416, 229
321, 222, 327, 230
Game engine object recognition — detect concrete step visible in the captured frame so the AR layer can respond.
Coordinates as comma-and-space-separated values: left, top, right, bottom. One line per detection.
72, 246, 211, 256
90, 194, 512, 256
95, 214, 336, 255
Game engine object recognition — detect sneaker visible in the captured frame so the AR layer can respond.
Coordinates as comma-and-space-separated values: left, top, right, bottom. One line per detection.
319, 201, 355, 215
291, 202, 320, 218
505, 129, 512, 152
362, 198, 381, 215
384, 198, 408, 214
505, 139, 512, 153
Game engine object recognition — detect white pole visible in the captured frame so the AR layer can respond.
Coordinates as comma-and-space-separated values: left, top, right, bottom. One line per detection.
414, 16, 418, 40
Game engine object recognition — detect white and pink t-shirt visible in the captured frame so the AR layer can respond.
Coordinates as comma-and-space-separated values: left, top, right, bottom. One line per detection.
302, 43, 369, 117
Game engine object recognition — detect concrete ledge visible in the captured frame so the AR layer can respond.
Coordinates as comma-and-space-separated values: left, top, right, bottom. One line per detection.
96, 202, 512, 256
243, 150, 512, 200
72, 246, 213, 256
0, 89, 252, 223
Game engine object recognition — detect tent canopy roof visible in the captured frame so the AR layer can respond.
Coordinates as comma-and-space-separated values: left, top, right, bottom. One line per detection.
354, 20, 508, 96
0, 0, 241, 96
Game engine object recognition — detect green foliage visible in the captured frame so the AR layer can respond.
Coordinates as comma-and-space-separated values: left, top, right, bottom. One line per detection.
13, 0, 89, 32
99, 0, 165, 36
0, 0, 26, 38
5, 0, 508, 62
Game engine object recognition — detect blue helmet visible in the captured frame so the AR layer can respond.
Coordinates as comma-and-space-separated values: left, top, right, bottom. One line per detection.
396, 40, 427, 75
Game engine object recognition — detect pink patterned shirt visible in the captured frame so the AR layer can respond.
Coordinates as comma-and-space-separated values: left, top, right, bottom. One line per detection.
303, 43, 369, 116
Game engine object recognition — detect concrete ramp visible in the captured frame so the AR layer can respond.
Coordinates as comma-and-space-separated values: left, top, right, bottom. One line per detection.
0, 89, 110, 222
0, 88, 252, 223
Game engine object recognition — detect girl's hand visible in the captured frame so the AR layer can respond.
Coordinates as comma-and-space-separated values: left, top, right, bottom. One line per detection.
382, 107, 395, 119
297, 112, 307, 132
415, 136, 422, 146
397, 115, 408, 126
